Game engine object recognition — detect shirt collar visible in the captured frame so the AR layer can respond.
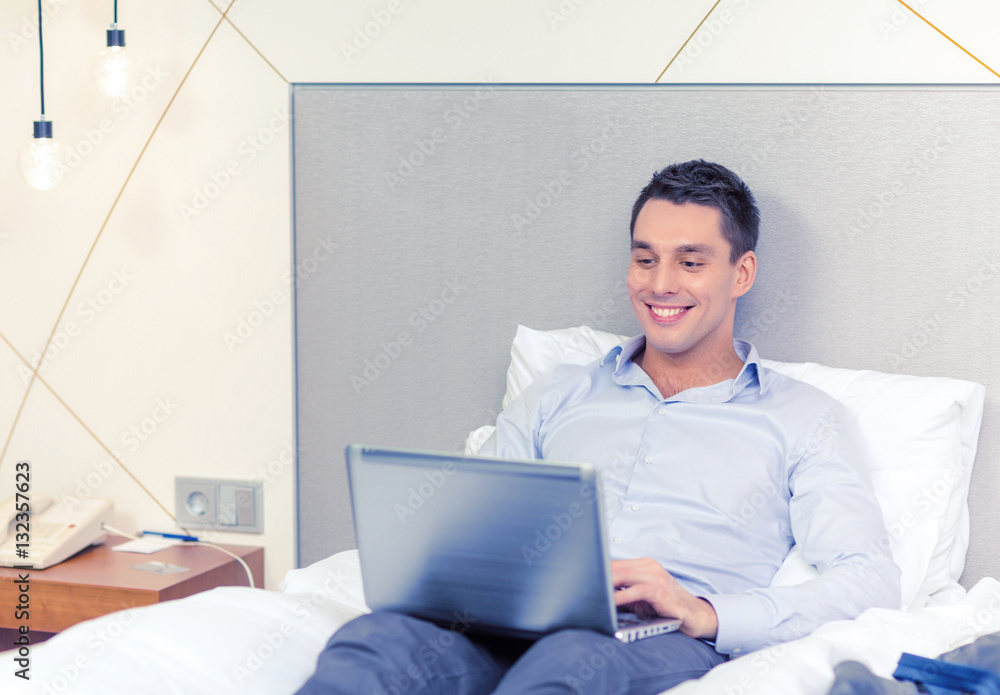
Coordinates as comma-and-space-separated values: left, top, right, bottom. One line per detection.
602, 335, 768, 399
733, 339, 767, 395
601, 334, 645, 367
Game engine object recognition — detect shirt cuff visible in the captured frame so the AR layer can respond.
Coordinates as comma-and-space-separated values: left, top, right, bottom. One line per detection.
702, 592, 769, 656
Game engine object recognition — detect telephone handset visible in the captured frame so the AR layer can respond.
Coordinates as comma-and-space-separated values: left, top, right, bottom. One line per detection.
0, 496, 113, 569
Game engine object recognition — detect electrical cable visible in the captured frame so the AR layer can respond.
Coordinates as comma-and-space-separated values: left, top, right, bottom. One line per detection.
193, 541, 256, 589
101, 523, 256, 589
101, 523, 139, 541
37, 0, 44, 117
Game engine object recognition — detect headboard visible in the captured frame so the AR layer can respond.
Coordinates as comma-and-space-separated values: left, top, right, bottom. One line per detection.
291, 84, 1000, 588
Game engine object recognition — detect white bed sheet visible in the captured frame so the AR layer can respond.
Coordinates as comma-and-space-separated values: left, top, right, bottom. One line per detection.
6, 549, 1000, 694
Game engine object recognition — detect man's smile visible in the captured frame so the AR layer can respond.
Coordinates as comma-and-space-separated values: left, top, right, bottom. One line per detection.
649, 305, 690, 318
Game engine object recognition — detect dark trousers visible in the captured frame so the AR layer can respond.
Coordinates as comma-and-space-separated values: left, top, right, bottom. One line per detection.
296, 610, 727, 695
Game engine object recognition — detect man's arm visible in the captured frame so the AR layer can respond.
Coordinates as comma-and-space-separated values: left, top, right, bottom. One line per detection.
703, 403, 902, 655
476, 369, 551, 460
608, 403, 901, 655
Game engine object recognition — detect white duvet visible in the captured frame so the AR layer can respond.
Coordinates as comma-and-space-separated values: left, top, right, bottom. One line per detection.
5, 549, 1000, 695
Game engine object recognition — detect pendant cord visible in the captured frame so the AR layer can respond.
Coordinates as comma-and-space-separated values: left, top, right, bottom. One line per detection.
114, 0, 118, 25
37, 0, 45, 118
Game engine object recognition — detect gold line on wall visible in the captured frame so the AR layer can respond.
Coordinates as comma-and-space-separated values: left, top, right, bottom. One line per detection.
0, 331, 34, 471
0, 329, 174, 520
655, 0, 723, 82
203, 0, 288, 83
896, 0, 1000, 80
223, 18, 288, 84
33, 373, 176, 521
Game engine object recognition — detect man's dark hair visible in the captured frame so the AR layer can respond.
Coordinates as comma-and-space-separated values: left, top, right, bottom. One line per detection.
630, 160, 759, 264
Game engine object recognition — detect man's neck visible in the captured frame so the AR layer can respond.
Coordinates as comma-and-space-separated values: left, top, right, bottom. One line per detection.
635, 343, 746, 400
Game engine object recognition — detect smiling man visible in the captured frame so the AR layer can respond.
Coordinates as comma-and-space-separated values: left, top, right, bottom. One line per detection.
627, 195, 755, 401
297, 160, 900, 695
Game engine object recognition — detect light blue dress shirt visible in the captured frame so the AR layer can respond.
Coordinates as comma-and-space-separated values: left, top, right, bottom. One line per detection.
480, 336, 901, 655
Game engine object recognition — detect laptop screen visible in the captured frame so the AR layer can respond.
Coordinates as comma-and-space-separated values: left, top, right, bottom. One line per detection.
347, 445, 619, 638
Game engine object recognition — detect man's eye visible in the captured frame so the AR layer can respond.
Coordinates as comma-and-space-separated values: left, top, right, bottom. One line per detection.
634, 257, 655, 266
680, 261, 702, 268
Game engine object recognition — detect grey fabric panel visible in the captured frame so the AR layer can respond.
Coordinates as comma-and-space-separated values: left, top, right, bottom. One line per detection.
292, 85, 1000, 589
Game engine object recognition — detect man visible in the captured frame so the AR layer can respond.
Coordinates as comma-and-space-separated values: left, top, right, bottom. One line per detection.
297, 160, 900, 694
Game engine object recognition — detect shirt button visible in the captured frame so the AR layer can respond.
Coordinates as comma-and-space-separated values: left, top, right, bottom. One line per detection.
631, 504, 640, 512
613, 537, 623, 544
733, 648, 743, 655
644, 456, 652, 464
658, 408, 666, 416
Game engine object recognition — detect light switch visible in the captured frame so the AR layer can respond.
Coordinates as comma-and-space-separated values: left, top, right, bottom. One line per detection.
235, 487, 256, 527
175, 477, 263, 533
217, 485, 237, 526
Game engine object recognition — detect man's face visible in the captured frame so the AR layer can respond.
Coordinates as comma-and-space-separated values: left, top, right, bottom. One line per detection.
627, 199, 755, 367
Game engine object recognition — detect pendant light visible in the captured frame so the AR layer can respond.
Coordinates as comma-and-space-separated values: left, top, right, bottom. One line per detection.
93, 1, 136, 99
18, 0, 66, 190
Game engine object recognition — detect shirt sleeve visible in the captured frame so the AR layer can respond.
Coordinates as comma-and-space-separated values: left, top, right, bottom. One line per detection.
476, 369, 554, 460
707, 402, 902, 656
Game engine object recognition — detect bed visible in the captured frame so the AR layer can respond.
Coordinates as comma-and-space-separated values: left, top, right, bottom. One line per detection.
6, 324, 993, 695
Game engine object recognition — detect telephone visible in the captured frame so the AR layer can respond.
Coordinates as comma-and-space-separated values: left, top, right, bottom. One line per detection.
0, 496, 113, 569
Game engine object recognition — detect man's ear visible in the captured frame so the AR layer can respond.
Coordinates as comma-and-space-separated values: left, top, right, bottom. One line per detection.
733, 251, 757, 298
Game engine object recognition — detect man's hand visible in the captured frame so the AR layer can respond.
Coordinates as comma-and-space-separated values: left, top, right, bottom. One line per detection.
611, 558, 719, 640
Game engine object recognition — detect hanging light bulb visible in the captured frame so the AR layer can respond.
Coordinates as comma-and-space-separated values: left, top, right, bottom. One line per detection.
18, 120, 67, 190
93, 23, 135, 99
18, 0, 65, 190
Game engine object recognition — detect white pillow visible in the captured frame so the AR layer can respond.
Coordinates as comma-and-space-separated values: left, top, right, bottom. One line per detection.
503, 325, 627, 409
475, 325, 985, 610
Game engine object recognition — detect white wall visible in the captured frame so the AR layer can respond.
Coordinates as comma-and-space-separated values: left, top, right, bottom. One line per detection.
1, 0, 997, 590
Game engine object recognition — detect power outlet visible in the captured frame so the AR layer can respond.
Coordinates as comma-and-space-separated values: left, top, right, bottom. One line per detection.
175, 477, 263, 533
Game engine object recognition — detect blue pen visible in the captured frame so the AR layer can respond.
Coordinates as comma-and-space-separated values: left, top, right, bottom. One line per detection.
142, 530, 200, 542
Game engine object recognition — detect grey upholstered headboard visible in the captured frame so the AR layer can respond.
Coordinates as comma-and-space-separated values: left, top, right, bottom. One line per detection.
291, 84, 1000, 588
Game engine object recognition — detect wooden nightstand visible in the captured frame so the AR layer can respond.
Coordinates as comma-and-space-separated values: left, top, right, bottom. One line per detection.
0, 535, 263, 635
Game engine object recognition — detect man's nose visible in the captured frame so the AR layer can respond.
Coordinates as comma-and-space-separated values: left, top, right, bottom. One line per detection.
651, 264, 680, 295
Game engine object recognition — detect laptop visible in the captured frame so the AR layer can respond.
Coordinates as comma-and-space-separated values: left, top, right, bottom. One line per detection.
346, 444, 682, 643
